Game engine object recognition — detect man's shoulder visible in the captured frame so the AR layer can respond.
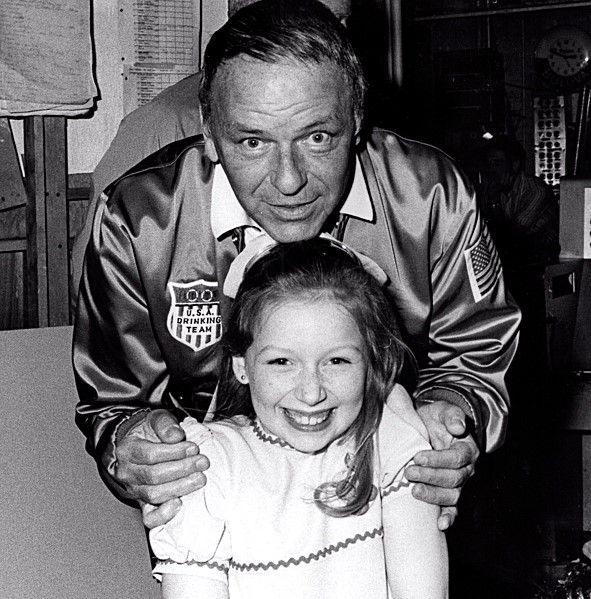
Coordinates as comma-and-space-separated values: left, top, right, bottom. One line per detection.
151, 73, 201, 106
511, 171, 554, 203
366, 128, 457, 167
93, 74, 203, 195
122, 74, 201, 122
101, 136, 212, 230
530, 173, 554, 195
116, 74, 202, 136
363, 128, 472, 198
105, 135, 207, 196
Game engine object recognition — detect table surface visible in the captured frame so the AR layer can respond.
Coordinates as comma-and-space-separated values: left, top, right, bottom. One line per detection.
0, 326, 160, 599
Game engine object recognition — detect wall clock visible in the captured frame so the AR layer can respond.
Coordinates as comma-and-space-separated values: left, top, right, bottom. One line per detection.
536, 26, 591, 89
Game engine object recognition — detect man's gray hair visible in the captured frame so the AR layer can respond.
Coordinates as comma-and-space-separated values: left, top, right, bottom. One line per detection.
199, 0, 367, 127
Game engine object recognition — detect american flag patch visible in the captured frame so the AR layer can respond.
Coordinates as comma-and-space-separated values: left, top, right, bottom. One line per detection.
464, 227, 502, 302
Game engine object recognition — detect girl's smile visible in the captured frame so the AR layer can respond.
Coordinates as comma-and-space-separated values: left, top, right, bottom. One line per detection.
232, 299, 367, 453
283, 407, 333, 428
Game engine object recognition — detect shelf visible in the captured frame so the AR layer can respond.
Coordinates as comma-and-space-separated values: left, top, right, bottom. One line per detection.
414, 1, 591, 22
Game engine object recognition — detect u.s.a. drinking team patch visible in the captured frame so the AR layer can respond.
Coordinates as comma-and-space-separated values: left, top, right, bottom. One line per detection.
167, 280, 222, 351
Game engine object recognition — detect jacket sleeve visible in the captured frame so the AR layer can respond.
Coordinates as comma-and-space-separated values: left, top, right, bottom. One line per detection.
414, 173, 521, 453
73, 194, 171, 501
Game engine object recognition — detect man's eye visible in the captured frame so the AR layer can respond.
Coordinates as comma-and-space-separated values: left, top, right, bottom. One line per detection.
309, 132, 330, 145
242, 138, 261, 149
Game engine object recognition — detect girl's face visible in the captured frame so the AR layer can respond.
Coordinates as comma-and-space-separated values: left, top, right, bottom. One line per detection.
232, 298, 367, 453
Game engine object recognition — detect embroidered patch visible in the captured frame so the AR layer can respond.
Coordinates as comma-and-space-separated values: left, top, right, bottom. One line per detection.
464, 226, 502, 302
167, 280, 222, 351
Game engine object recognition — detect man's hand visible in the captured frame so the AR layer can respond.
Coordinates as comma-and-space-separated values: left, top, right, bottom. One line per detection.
405, 401, 479, 531
114, 410, 209, 528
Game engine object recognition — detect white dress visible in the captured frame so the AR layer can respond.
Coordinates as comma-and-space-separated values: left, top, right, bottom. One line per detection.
150, 385, 430, 599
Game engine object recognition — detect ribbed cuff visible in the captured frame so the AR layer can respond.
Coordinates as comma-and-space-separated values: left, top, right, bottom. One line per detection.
114, 408, 152, 446
414, 386, 482, 449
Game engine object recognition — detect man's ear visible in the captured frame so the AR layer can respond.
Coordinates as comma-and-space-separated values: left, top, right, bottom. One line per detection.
232, 356, 249, 385
203, 122, 219, 163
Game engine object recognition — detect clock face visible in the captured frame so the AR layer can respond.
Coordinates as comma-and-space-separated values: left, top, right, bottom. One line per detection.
536, 26, 591, 88
548, 38, 589, 77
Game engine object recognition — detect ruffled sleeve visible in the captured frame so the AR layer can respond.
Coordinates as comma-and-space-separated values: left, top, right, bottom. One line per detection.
148, 417, 231, 582
376, 384, 431, 494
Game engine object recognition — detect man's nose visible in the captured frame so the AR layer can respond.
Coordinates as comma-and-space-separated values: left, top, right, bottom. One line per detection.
271, 146, 307, 195
296, 368, 327, 406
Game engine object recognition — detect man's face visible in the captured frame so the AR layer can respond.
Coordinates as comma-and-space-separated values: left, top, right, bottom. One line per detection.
485, 149, 512, 185
203, 56, 360, 242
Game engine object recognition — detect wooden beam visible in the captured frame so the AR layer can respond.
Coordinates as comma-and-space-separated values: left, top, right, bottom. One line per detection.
23, 116, 70, 327
0, 239, 27, 253
0, 251, 25, 330
44, 117, 70, 327
24, 116, 48, 328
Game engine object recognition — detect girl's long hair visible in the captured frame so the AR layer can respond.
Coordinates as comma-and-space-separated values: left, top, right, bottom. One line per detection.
215, 238, 417, 517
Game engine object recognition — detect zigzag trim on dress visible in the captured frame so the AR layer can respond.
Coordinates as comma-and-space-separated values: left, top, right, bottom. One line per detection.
251, 420, 292, 449
381, 477, 411, 498
229, 526, 383, 572
157, 558, 229, 574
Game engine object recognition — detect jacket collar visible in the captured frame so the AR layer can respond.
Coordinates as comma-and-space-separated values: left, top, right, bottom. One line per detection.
210, 154, 374, 240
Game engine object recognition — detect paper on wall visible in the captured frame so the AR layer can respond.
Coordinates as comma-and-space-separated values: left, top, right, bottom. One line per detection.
119, 0, 200, 115
0, 0, 97, 117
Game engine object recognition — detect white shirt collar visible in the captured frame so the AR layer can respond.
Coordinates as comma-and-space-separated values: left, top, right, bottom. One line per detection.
210, 155, 374, 240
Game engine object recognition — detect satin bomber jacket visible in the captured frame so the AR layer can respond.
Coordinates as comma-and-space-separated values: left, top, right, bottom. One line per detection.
74, 129, 520, 499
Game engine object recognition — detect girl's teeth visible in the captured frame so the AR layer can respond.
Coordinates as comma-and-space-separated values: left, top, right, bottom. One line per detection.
287, 410, 330, 425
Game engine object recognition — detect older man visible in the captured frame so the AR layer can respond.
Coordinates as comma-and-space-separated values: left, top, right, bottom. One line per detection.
71, 1, 353, 293
74, 0, 520, 532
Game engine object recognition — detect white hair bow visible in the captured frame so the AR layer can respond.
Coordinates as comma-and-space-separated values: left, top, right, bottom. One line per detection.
223, 232, 388, 299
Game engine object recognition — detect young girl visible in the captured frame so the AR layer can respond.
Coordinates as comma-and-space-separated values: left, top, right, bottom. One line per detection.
148, 238, 448, 599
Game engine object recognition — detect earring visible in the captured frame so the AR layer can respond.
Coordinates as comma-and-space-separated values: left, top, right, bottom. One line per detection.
240, 374, 247, 382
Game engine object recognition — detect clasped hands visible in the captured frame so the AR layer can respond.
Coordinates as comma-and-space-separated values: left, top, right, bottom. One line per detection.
117, 403, 479, 531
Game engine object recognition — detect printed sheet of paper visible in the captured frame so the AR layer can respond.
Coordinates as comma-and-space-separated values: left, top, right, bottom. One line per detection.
0, 0, 97, 116
119, 0, 201, 113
